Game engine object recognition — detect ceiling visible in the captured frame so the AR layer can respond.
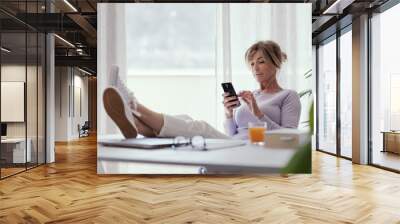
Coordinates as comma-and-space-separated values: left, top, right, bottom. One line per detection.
1, 0, 98, 73
0, 0, 393, 75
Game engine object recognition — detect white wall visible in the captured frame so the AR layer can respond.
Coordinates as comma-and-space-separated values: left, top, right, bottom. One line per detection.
55, 67, 68, 141
1, 64, 46, 163
72, 73, 89, 137
54, 67, 89, 141
1, 65, 37, 137
1, 65, 26, 140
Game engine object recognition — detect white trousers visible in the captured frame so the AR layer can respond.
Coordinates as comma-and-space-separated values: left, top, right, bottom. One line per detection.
158, 114, 230, 139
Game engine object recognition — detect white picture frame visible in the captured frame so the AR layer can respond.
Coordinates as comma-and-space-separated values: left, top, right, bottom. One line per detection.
1, 81, 25, 122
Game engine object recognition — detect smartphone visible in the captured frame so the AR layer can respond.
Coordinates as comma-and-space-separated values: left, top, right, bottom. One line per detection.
221, 82, 241, 107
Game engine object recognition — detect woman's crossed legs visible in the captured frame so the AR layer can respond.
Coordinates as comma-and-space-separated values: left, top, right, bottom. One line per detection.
103, 66, 229, 139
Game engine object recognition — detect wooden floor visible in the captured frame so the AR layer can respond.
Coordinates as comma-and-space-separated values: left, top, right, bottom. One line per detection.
1, 135, 400, 223
1, 167, 26, 178
1, 163, 45, 178
373, 151, 400, 171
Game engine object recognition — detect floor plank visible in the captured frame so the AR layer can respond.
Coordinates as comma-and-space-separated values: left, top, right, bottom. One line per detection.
0, 135, 400, 223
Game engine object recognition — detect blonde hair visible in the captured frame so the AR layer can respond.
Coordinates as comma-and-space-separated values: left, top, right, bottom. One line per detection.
245, 40, 287, 69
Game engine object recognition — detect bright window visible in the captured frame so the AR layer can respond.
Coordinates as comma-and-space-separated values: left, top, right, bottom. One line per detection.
125, 4, 216, 76
125, 4, 218, 127
371, 2, 400, 170
318, 38, 337, 154
340, 29, 352, 158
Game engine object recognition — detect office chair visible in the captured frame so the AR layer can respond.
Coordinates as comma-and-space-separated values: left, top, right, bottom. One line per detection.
79, 121, 90, 138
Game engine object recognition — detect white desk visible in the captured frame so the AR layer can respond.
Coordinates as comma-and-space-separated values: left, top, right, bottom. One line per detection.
97, 137, 297, 174
1, 138, 31, 163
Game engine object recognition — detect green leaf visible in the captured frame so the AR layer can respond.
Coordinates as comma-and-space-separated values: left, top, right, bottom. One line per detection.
304, 69, 312, 79
298, 89, 312, 98
281, 142, 311, 174
280, 102, 314, 174
309, 102, 314, 134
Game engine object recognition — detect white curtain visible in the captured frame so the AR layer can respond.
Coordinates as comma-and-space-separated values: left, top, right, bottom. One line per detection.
98, 3, 312, 136
97, 3, 127, 136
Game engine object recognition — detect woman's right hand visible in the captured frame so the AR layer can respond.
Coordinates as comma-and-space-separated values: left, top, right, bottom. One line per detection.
222, 92, 240, 118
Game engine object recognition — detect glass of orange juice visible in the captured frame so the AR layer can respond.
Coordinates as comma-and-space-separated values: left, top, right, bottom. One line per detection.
248, 122, 267, 145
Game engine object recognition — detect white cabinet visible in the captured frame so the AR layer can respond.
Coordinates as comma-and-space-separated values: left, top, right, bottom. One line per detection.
1, 138, 32, 163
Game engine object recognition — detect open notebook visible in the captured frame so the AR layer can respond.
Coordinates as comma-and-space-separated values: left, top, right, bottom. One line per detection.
99, 138, 246, 150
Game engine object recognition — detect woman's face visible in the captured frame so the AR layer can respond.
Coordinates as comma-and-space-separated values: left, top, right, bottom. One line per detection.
248, 50, 277, 84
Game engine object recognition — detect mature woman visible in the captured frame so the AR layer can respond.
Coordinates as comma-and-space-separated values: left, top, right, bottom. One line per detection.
103, 40, 301, 139
223, 40, 301, 139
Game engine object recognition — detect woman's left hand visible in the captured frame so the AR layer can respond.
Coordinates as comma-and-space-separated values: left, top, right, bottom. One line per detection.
238, 91, 264, 118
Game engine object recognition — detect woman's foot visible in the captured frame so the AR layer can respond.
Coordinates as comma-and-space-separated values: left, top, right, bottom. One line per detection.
103, 87, 138, 138
106, 65, 164, 135
108, 65, 141, 117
